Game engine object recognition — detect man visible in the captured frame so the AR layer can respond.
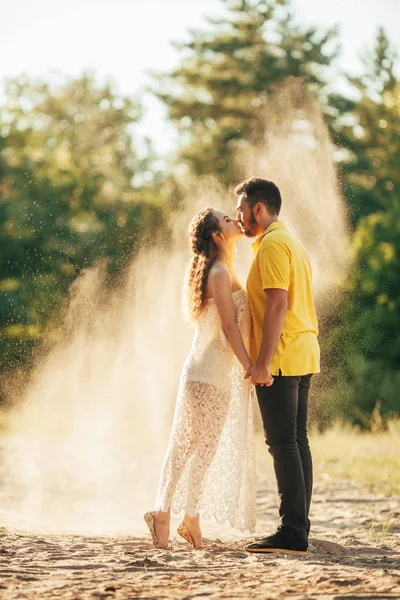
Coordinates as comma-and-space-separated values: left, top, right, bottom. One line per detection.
236, 177, 320, 555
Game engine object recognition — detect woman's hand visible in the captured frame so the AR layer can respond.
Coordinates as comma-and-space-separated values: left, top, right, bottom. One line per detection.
244, 364, 253, 380
244, 364, 274, 387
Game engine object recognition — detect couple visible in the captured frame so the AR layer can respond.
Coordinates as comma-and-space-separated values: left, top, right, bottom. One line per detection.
145, 177, 320, 554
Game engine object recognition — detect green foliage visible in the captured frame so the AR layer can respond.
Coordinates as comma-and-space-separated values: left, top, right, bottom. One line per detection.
322, 31, 400, 424
0, 75, 168, 377
334, 28, 399, 226
152, 0, 339, 183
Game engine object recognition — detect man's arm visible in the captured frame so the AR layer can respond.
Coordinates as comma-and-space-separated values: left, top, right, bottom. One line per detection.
258, 288, 288, 368
247, 238, 290, 385
249, 288, 288, 386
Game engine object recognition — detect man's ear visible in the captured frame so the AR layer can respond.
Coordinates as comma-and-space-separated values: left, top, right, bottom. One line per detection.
255, 202, 263, 216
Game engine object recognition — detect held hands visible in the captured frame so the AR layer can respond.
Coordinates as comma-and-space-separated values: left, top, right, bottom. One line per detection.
244, 364, 274, 387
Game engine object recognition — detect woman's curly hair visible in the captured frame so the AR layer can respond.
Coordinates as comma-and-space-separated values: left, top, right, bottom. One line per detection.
183, 208, 221, 322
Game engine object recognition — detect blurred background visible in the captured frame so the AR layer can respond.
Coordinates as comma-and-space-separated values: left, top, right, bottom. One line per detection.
0, 0, 399, 429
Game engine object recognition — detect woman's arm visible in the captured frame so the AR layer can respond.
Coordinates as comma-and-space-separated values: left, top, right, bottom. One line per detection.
208, 265, 252, 371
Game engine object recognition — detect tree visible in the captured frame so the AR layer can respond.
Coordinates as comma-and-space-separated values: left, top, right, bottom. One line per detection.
322, 30, 400, 424
152, 0, 339, 184
332, 28, 399, 226
0, 75, 167, 378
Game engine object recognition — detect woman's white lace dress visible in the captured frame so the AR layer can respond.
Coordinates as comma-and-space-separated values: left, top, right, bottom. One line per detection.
155, 289, 256, 533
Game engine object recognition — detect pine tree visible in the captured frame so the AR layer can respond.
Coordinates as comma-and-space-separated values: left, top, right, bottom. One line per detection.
324, 29, 400, 422
334, 28, 399, 226
152, 0, 339, 183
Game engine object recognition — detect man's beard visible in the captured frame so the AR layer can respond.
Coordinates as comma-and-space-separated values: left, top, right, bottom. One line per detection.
244, 208, 258, 237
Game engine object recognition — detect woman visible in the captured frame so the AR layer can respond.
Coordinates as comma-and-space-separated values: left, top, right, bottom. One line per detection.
144, 208, 267, 549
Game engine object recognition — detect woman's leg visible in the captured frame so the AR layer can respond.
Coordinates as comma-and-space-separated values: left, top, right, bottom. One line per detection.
156, 433, 197, 513
154, 383, 200, 530
184, 383, 230, 542
154, 508, 171, 548
182, 511, 203, 548
153, 432, 197, 547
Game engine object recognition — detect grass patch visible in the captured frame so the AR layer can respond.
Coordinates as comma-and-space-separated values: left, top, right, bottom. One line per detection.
310, 420, 400, 495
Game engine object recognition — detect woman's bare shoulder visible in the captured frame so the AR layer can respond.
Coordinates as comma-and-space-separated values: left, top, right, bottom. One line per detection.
204, 263, 232, 299
208, 263, 231, 283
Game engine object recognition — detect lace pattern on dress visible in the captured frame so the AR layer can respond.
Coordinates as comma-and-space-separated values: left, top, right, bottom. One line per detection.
155, 290, 256, 533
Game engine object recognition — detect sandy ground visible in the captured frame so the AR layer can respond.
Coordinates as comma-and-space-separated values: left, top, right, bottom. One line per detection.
0, 469, 399, 600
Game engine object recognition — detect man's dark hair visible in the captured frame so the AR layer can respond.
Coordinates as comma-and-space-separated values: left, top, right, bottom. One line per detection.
234, 177, 282, 215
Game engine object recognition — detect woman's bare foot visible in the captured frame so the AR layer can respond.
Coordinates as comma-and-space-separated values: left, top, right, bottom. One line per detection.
183, 512, 203, 549
154, 510, 170, 548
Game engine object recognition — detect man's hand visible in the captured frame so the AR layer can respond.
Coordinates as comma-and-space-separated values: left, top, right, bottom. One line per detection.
244, 364, 274, 387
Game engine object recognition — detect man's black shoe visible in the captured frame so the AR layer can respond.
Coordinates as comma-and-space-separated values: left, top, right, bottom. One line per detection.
245, 531, 308, 555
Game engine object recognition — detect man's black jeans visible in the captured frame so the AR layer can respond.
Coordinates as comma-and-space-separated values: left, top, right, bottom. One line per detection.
256, 373, 313, 541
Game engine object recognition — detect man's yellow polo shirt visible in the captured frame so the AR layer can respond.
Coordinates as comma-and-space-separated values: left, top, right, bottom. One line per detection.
246, 221, 320, 376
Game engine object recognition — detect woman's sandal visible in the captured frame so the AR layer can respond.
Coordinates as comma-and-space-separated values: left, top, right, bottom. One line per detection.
144, 511, 169, 550
177, 522, 205, 550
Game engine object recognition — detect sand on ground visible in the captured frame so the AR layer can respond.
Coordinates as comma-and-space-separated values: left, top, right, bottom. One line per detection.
0, 465, 399, 600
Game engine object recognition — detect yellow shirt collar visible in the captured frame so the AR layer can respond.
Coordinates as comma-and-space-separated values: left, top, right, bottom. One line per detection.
252, 221, 286, 254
